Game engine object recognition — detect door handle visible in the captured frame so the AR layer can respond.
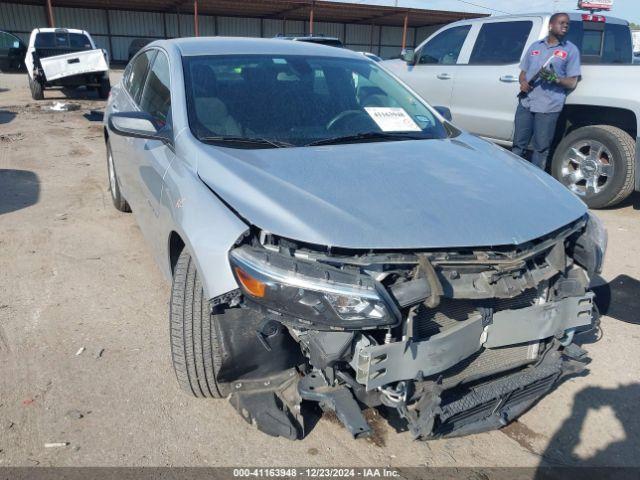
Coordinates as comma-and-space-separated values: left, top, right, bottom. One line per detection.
499, 75, 519, 83
436, 73, 452, 80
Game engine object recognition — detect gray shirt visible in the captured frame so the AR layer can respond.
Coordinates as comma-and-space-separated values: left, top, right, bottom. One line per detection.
519, 38, 581, 114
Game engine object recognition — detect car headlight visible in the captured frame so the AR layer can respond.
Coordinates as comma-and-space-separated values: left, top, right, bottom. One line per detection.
572, 212, 607, 275
229, 246, 399, 330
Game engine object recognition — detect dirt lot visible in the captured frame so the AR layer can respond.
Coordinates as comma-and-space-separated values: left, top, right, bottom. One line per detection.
1, 70, 639, 470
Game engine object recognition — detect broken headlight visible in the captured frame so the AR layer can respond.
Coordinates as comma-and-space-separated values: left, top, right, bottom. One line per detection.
571, 212, 608, 275
229, 246, 398, 330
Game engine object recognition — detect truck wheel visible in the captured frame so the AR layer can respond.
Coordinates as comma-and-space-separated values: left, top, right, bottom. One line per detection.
29, 77, 44, 100
551, 125, 636, 209
98, 77, 111, 99
106, 141, 131, 212
170, 249, 224, 399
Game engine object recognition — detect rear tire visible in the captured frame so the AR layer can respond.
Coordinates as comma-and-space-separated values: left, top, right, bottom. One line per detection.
170, 249, 224, 399
98, 77, 110, 100
551, 125, 635, 209
106, 141, 131, 212
29, 77, 44, 100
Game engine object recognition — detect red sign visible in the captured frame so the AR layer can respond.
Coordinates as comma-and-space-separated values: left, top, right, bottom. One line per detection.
531, 50, 540, 56
578, 0, 613, 11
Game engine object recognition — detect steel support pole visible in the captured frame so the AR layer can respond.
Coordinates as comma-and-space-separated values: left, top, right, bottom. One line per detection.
45, 0, 55, 28
194, 0, 199, 37
309, 2, 314, 35
401, 13, 408, 50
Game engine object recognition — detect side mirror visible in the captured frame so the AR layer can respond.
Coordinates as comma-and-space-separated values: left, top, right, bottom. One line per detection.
401, 48, 416, 64
108, 112, 172, 144
434, 106, 452, 122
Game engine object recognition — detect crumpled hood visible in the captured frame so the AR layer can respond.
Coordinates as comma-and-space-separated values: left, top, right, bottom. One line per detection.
196, 132, 586, 249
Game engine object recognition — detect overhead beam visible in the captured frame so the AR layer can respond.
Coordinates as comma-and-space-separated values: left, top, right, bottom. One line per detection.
401, 13, 408, 50
45, 0, 55, 27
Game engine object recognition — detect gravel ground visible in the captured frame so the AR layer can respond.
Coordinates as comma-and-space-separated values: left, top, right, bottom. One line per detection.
0, 70, 639, 470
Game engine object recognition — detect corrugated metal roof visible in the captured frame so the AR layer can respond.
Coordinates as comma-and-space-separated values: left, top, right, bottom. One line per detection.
13, 0, 486, 28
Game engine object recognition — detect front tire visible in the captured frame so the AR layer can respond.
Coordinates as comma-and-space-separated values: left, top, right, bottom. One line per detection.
170, 249, 225, 398
29, 76, 44, 100
106, 141, 131, 212
551, 125, 635, 209
98, 77, 110, 100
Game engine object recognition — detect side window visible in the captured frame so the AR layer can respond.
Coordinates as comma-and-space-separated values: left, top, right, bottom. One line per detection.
126, 49, 156, 103
0, 32, 19, 49
418, 25, 471, 65
469, 21, 533, 65
139, 51, 171, 124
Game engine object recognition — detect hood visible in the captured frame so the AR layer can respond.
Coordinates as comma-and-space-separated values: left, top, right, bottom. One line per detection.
196, 133, 586, 249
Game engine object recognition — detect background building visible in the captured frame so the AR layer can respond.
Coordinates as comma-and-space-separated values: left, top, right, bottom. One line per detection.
0, 0, 484, 63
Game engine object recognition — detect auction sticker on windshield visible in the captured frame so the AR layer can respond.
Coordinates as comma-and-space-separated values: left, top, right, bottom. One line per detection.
364, 107, 421, 132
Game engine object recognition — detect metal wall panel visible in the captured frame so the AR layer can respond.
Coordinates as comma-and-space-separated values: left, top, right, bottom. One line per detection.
0, 3, 46, 33
263, 19, 285, 38
91, 34, 110, 52
108, 9, 164, 37
217, 16, 260, 37
284, 20, 305, 36
199, 16, 217, 37
380, 26, 403, 46
55, 7, 108, 34
312, 21, 343, 40
166, 13, 195, 38
346, 24, 378, 46
379, 45, 401, 59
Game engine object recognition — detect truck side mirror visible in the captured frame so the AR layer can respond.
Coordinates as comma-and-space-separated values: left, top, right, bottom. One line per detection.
401, 48, 416, 64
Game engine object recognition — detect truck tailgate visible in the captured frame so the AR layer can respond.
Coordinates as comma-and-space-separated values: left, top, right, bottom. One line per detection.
40, 49, 108, 82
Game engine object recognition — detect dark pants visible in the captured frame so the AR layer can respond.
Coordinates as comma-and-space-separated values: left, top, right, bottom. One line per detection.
512, 102, 561, 171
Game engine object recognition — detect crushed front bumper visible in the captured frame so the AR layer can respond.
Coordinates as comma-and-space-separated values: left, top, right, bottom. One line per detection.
354, 293, 594, 390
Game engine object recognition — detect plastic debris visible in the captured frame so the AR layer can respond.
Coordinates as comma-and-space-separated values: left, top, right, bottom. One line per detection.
66, 409, 84, 420
44, 442, 69, 448
95, 348, 105, 359
75, 347, 85, 356
48, 102, 81, 112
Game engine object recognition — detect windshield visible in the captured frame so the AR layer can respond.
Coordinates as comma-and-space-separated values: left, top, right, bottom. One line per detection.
35, 31, 92, 50
183, 54, 448, 148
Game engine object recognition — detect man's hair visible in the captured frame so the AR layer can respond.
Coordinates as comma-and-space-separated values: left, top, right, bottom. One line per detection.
550, 12, 570, 24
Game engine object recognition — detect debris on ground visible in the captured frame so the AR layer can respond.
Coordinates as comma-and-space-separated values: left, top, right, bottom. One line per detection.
47, 102, 81, 112
65, 409, 84, 420
44, 442, 69, 448
4, 421, 14, 430
22, 398, 35, 406
75, 347, 85, 356
0, 133, 24, 143
95, 348, 105, 359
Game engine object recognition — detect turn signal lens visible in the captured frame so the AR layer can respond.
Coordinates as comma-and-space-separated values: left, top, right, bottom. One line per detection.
234, 267, 266, 298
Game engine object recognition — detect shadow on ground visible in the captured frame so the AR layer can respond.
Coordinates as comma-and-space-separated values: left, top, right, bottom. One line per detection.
0, 110, 16, 124
607, 191, 640, 211
592, 274, 640, 325
0, 169, 40, 215
536, 383, 640, 471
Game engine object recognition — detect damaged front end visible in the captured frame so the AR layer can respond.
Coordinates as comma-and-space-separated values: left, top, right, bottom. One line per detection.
214, 212, 605, 440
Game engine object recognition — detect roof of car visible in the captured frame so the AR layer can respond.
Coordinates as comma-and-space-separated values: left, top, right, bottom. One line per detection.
448, 12, 628, 26
162, 36, 362, 58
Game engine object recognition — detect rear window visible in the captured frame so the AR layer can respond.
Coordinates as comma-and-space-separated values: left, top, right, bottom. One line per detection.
566, 21, 633, 64
35, 31, 92, 50
469, 21, 533, 64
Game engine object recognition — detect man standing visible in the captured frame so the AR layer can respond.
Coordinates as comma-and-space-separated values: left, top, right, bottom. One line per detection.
513, 13, 581, 170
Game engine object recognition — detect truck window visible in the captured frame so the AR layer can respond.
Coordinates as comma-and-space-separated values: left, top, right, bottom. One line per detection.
469, 21, 533, 64
417, 25, 471, 65
566, 21, 633, 64
34, 32, 92, 50
139, 51, 171, 124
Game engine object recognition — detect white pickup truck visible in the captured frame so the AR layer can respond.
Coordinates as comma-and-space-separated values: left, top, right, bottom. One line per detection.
384, 12, 639, 209
25, 28, 110, 101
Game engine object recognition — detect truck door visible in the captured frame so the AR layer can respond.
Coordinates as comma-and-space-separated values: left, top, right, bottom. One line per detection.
400, 24, 472, 108
449, 18, 541, 143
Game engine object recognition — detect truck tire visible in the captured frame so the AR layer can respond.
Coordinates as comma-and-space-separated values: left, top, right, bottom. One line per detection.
98, 77, 111, 100
551, 125, 636, 209
106, 141, 131, 212
29, 77, 44, 100
170, 249, 224, 399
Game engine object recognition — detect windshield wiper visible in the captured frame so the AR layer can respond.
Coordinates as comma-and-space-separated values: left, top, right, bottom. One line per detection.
305, 131, 427, 147
198, 136, 294, 148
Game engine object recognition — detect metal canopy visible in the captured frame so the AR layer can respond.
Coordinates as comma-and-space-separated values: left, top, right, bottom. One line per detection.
19, 0, 486, 28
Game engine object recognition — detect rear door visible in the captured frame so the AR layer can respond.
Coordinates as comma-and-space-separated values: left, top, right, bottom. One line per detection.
399, 24, 473, 107
449, 18, 541, 142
